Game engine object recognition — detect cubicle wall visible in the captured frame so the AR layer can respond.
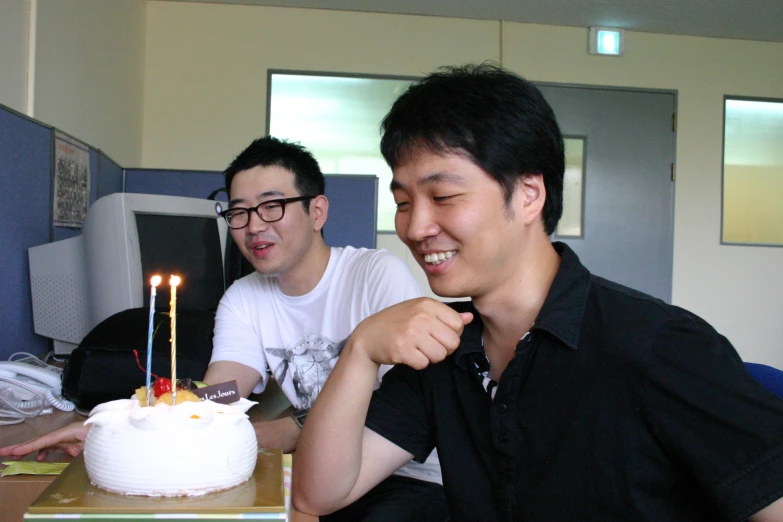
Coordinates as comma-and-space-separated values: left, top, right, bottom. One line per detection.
95, 150, 124, 204
1, 103, 378, 361
1, 105, 125, 360
1, 108, 53, 359
321, 174, 378, 251
125, 168, 378, 252
125, 168, 227, 201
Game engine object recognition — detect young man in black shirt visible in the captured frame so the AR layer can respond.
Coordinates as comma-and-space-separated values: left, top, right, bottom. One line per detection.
293, 63, 783, 521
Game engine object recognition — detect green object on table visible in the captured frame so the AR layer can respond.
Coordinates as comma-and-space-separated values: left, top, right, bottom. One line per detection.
1, 461, 68, 476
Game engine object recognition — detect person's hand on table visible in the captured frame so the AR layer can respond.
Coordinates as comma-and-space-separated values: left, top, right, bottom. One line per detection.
253, 417, 300, 454
0, 421, 90, 461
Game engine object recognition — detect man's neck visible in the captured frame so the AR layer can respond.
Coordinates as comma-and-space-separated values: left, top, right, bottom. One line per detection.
474, 238, 561, 380
275, 240, 332, 297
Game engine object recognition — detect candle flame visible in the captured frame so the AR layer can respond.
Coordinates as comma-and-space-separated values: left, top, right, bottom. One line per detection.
170, 275, 181, 287
150, 275, 162, 287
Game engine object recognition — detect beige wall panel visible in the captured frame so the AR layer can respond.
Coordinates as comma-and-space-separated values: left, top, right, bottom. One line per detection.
723, 166, 783, 244
503, 22, 783, 366
0, 0, 28, 113
34, 0, 145, 166
142, 2, 499, 170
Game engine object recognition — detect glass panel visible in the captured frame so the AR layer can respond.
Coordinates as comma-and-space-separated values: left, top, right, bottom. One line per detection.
269, 73, 414, 232
556, 137, 585, 238
723, 98, 783, 246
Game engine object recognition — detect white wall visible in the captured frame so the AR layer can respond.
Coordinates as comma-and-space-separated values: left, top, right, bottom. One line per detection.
139, 2, 783, 367
141, 2, 499, 170
33, 0, 146, 166
0, 0, 29, 113
501, 24, 783, 367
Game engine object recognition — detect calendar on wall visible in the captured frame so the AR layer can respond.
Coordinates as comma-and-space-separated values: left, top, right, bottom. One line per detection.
53, 130, 90, 228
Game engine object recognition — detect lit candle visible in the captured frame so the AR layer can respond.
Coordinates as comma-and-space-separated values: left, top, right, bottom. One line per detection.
169, 275, 181, 404
145, 275, 162, 406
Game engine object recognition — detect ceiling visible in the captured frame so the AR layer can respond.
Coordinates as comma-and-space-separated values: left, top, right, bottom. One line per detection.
167, 0, 783, 43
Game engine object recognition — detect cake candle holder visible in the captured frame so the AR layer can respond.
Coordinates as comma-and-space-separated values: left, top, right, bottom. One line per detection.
145, 275, 162, 406
169, 275, 181, 404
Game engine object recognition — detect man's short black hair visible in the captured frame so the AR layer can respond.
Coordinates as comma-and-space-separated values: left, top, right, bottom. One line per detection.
224, 136, 325, 214
380, 63, 565, 235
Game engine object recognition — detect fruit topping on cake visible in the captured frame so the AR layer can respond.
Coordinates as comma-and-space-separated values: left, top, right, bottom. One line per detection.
156, 377, 173, 395
156, 388, 200, 405
135, 377, 202, 406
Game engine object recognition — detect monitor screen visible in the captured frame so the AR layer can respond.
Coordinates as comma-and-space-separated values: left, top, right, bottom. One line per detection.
136, 214, 224, 312
29, 193, 228, 354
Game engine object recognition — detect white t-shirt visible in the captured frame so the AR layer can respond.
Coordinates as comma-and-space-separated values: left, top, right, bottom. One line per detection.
211, 246, 442, 484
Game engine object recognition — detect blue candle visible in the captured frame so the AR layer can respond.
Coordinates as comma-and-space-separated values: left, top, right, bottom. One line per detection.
146, 275, 162, 405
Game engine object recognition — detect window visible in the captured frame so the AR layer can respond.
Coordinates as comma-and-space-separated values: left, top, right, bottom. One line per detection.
722, 97, 783, 246
270, 73, 589, 238
268, 72, 415, 232
556, 137, 586, 238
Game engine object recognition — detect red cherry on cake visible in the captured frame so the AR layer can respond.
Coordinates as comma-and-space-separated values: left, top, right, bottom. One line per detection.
154, 377, 172, 397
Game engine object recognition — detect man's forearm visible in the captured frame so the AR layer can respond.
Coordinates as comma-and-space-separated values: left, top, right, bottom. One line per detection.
750, 496, 783, 521
253, 417, 301, 453
203, 360, 262, 398
292, 339, 380, 514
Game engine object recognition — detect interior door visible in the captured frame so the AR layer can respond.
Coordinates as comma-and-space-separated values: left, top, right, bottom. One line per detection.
538, 85, 676, 303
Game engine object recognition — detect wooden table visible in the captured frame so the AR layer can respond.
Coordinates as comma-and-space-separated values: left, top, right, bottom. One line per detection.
0, 382, 317, 522
0, 409, 83, 522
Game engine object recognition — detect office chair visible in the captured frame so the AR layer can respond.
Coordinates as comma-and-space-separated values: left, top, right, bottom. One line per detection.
745, 362, 783, 400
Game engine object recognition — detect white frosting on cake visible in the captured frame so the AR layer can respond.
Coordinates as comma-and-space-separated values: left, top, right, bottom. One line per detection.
83, 397, 258, 497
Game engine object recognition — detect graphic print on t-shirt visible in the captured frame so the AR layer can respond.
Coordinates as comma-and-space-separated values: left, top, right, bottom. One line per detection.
265, 334, 343, 408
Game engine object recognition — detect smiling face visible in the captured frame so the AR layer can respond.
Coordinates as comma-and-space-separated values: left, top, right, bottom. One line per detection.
228, 165, 326, 283
392, 149, 542, 300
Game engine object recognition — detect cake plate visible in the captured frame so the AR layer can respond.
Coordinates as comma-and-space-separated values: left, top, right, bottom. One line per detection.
25, 449, 288, 521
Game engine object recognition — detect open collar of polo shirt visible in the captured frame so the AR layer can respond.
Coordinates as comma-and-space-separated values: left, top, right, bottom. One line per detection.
452, 241, 591, 381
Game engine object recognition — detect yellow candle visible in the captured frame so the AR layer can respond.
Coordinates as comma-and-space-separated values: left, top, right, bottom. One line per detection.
169, 275, 181, 404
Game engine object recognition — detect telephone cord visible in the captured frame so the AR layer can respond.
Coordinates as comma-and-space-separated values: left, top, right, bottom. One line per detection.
45, 388, 75, 412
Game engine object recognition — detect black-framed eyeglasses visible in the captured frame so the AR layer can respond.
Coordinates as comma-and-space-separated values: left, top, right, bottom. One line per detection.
215, 196, 315, 229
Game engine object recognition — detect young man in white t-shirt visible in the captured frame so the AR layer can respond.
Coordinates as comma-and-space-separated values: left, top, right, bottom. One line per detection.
1, 136, 445, 521
206, 138, 444, 495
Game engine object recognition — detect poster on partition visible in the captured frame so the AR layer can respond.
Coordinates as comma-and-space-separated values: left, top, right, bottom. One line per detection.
53, 131, 90, 228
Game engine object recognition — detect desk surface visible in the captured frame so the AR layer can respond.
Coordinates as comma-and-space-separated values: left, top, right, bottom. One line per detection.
0, 381, 316, 522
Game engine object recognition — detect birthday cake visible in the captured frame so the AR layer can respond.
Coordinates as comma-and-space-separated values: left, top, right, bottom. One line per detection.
83, 390, 258, 497
82, 274, 258, 497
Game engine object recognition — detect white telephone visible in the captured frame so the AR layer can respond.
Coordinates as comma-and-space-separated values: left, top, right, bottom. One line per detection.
0, 359, 75, 426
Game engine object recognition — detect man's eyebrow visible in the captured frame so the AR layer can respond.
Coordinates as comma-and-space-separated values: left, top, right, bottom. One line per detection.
390, 171, 466, 192
390, 179, 405, 192
258, 190, 286, 199
228, 190, 285, 207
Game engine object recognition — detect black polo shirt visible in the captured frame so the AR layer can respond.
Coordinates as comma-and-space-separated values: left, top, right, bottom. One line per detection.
365, 242, 783, 521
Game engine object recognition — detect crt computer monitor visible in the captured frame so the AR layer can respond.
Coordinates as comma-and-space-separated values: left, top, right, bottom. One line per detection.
28, 193, 229, 355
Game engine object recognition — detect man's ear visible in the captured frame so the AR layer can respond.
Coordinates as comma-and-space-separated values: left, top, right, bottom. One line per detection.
310, 195, 329, 232
517, 174, 546, 226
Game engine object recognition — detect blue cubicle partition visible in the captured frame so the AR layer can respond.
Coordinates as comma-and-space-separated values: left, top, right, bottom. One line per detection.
96, 150, 124, 200
124, 168, 227, 202
1, 105, 129, 360
124, 169, 378, 249
0, 107, 53, 359
322, 174, 378, 250
2, 99, 379, 361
